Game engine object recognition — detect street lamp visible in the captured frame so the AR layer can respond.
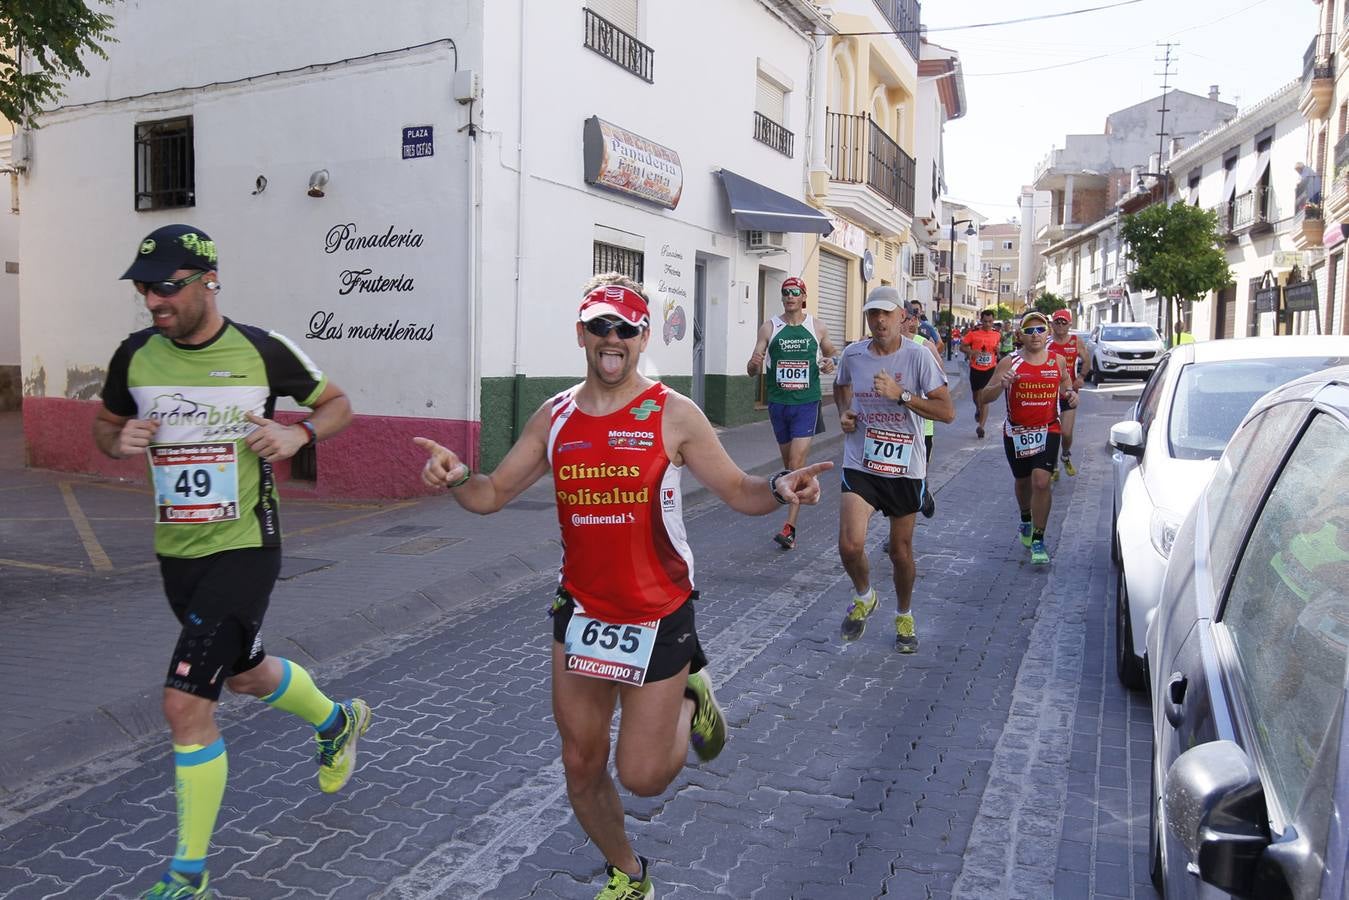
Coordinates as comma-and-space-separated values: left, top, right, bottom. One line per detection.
946, 216, 977, 359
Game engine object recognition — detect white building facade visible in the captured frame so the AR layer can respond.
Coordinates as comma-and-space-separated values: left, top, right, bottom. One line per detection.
1167, 81, 1307, 340
17, 0, 837, 496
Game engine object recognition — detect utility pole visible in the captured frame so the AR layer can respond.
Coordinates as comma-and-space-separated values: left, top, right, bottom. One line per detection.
1155, 42, 1178, 341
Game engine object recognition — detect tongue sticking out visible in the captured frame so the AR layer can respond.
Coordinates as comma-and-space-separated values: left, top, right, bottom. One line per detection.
599, 352, 624, 377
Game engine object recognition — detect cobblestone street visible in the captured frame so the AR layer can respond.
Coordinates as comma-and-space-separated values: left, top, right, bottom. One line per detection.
0, 384, 1155, 899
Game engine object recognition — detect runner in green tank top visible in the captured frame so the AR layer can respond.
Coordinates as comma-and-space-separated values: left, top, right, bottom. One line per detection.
747, 277, 840, 550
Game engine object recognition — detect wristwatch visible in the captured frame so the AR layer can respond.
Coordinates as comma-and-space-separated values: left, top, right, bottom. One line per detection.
898, 390, 913, 405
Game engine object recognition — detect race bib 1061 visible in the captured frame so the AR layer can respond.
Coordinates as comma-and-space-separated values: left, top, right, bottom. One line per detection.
775, 361, 810, 389
150, 442, 240, 524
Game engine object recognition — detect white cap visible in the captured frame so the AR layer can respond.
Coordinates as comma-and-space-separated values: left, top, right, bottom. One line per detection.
862, 285, 902, 312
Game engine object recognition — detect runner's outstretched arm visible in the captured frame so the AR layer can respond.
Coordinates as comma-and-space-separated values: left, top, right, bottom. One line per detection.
413, 403, 551, 514
664, 392, 832, 514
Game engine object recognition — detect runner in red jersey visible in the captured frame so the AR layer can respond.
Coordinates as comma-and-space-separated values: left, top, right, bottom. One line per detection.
1047, 308, 1088, 479
960, 308, 1001, 439
977, 311, 1078, 565
412, 273, 831, 900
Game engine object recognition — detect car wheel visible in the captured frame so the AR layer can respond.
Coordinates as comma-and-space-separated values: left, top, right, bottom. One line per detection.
1088, 363, 1100, 384
1115, 561, 1146, 690
1149, 744, 1165, 892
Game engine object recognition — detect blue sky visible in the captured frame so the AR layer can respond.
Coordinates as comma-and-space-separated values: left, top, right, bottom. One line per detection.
935, 0, 1315, 220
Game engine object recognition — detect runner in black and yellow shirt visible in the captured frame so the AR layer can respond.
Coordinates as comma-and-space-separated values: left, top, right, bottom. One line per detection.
94, 224, 369, 899
747, 277, 840, 549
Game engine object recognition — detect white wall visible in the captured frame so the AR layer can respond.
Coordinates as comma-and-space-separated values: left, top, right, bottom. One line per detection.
0, 201, 15, 367
21, 1, 482, 417
479, 0, 815, 383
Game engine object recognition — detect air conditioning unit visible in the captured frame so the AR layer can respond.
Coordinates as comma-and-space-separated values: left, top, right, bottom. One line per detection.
745, 230, 787, 254
910, 253, 927, 278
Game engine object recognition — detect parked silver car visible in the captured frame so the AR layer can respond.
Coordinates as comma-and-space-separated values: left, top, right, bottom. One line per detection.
1147, 365, 1349, 898
1089, 322, 1165, 382
1109, 336, 1349, 689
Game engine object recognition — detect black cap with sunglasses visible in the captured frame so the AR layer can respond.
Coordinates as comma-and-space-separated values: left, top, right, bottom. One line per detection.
121, 224, 219, 283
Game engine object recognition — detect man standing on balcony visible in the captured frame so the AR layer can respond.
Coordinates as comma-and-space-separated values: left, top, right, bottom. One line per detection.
1296, 162, 1322, 206
747, 276, 839, 550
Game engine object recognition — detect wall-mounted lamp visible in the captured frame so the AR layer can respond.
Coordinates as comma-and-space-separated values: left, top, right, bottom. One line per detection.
307, 169, 329, 198
251, 175, 268, 195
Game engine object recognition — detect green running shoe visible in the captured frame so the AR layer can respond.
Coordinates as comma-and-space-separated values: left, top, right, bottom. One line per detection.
316, 699, 372, 793
686, 670, 726, 762
1017, 522, 1033, 548
597, 857, 653, 899
895, 614, 918, 654
142, 871, 210, 899
841, 589, 878, 641
1063, 456, 1077, 476
1050, 466, 1060, 482
1030, 539, 1050, 565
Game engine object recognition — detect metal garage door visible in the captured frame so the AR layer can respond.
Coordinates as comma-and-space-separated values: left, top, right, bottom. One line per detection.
816, 250, 849, 396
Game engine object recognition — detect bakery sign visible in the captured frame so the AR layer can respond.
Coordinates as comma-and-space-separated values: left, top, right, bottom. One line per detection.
583, 116, 683, 209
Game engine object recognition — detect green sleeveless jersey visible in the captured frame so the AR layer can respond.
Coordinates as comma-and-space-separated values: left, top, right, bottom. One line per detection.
100, 319, 327, 559
765, 314, 820, 405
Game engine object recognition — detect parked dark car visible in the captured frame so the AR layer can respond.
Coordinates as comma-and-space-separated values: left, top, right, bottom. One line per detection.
1146, 366, 1349, 898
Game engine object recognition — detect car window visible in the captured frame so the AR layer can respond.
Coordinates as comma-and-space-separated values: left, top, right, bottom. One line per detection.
1218, 413, 1349, 816
1168, 357, 1349, 461
1204, 402, 1305, 595
1136, 356, 1171, 435
1101, 324, 1160, 342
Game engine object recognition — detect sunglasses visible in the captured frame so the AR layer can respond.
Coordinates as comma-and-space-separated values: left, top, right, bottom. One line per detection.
135, 270, 208, 298
782, 287, 803, 297
584, 317, 644, 340
1022, 325, 1048, 335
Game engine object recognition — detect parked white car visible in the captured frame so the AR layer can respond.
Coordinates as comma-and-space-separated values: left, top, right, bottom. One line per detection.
1089, 322, 1166, 382
1108, 335, 1349, 690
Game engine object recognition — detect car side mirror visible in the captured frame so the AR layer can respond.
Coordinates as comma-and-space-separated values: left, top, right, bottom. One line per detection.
1110, 421, 1145, 458
1164, 741, 1273, 897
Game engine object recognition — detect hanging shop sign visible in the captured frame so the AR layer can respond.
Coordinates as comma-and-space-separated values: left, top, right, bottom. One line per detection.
1284, 280, 1319, 313
1254, 286, 1280, 314
583, 117, 683, 209
1272, 251, 1307, 270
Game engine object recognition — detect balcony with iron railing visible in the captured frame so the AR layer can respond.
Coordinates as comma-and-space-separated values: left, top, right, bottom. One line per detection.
583, 7, 654, 83
1232, 185, 1274, 234
1300, 32, 1335, 119
1292, 177, 1325, 249
825, 111, 915, 214
872, 0, 921, 61
753, 112, 794, 158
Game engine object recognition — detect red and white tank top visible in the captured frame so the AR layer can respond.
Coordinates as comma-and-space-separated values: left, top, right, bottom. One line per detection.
1049, 337, 1079, 378
547, 382, 694, 623
1003, 353, 1064, 435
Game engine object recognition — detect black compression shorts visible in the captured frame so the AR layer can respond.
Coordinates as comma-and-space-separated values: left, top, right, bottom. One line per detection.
159, 547, 279, 701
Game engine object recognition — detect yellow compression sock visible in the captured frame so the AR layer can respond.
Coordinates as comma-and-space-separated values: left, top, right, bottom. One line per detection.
261, 658, 340, 730
172, 739, 227, 877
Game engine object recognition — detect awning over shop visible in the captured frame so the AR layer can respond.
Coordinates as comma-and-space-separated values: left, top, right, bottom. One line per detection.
716, 169, 833, 235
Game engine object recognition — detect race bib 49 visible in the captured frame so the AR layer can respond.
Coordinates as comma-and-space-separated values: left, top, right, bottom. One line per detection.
150, 442, 241, 524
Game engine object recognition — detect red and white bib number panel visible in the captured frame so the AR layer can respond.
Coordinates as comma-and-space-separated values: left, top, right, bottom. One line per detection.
150, 442, 241, 524
862, 427, 915, 476
564, 608, 660, 686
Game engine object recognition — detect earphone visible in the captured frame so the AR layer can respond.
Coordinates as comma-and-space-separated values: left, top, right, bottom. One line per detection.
205, 281, 220, 291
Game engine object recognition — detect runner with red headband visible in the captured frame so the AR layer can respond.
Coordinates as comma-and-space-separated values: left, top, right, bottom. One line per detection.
976, 311, 1078, 565
413, 273, 832, 899
746, 276, 839, 550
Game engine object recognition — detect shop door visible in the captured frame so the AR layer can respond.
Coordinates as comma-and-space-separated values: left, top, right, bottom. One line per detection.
1216, 284, 1237, 339
816, 250, 849, 397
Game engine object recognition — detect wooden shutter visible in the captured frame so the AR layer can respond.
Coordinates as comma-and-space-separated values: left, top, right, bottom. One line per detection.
816, 250, 849, 394
756, 72, 786, 124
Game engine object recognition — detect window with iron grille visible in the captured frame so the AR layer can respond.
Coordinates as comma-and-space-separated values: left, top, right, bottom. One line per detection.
752, 69, 793, 157
135, 116, 195, 211
583, 4, 653, 83
593, 241, 644, 282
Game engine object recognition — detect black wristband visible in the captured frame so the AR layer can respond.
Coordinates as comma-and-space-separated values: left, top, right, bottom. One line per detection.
447, 466, 473, 489
768, 469, 791, 505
